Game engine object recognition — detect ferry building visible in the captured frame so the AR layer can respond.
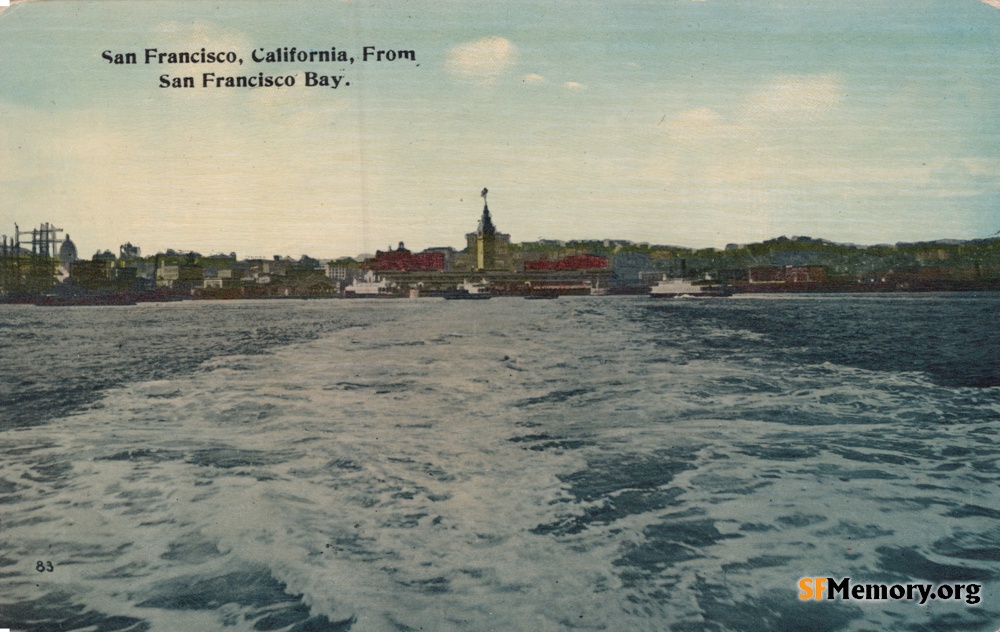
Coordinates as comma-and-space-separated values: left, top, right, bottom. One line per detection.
450, 191, 517, 273
370, 190, 610, 296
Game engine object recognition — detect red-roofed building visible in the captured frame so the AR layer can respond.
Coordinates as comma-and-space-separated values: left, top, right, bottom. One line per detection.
366, 242, 445, 272
523, 254, 609, 271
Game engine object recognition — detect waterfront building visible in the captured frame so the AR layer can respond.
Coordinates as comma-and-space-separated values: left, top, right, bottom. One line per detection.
523, 254, 609, 271
366, 242, 445, 272
241, 258, 290, 285
156, 264, 203, 290
371, 192, 610, 296
747, 265, 827, 285
452, 192, 516, 272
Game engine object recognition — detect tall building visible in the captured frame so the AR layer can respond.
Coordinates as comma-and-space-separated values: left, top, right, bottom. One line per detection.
456, 189, 514, 272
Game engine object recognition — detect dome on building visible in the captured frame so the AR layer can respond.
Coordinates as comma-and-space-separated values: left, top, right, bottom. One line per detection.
59, 234, 78, 267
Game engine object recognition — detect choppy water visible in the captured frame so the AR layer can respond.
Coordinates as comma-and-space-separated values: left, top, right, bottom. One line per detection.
0, 295, 998, 631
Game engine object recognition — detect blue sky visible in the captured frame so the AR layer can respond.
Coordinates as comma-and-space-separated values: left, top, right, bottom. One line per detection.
1, 0, 998, 258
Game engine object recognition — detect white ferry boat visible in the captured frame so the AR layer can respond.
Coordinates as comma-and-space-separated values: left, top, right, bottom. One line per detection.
344, 271, 395, 297
649, 276, 732, 298
443, 279, 492, 300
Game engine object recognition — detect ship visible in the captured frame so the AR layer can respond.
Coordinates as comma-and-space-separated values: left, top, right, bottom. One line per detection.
443, 279, 492, 300
344, 271, 396, 298
649, 276, 732, 298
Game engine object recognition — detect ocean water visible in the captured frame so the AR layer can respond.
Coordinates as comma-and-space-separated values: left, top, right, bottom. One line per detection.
0, 295, 998, 631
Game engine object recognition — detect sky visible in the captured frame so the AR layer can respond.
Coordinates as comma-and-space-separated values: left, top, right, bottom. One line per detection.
0, 0, 999, 259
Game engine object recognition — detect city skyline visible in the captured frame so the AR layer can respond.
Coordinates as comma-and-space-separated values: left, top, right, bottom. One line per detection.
1, 0, 999, 259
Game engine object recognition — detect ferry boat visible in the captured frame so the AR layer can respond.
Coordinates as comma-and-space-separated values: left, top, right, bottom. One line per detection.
589, 282, 609, 296
443, 279, 492, 300
344, 271, 396, 298
649, 276, 732, 298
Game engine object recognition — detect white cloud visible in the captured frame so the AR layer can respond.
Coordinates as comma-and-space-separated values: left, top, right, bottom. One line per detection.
446, 37, 518, 84
563, 81, 585, 90
521, 73, 545, 84
981, 0, 1000, 8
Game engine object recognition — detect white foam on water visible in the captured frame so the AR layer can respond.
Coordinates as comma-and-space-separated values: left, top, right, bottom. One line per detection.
1, 298, 997, 631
